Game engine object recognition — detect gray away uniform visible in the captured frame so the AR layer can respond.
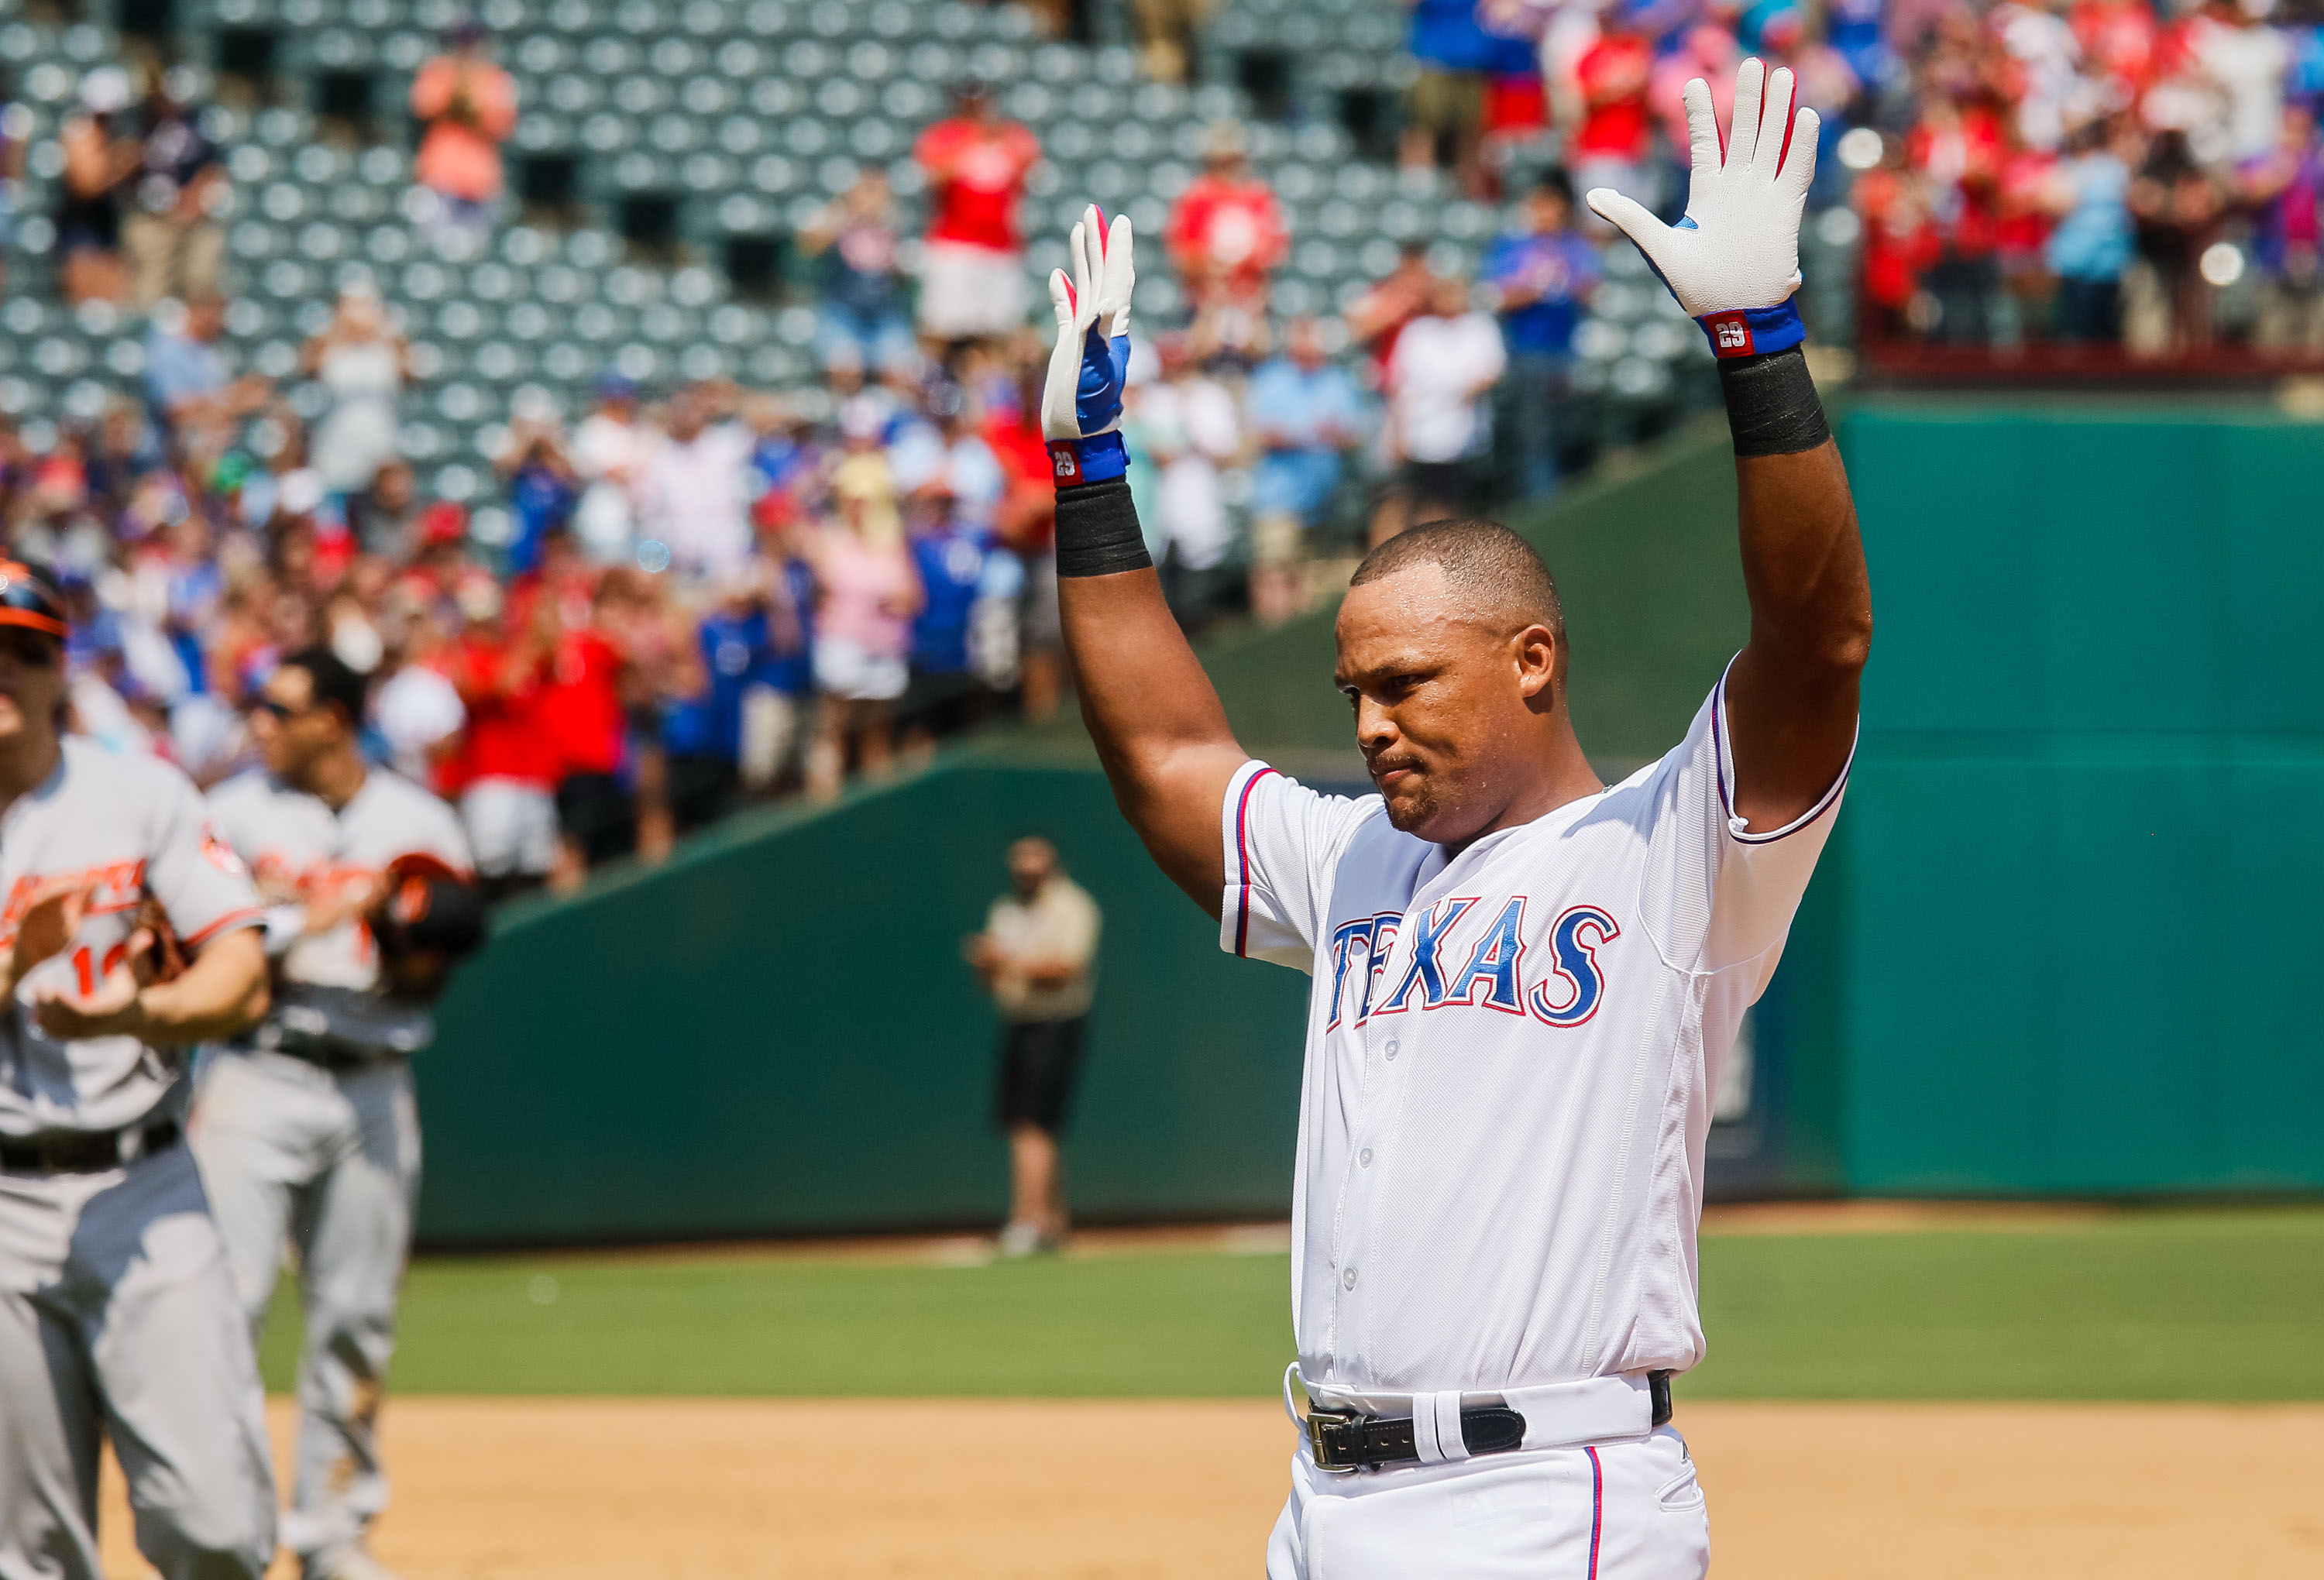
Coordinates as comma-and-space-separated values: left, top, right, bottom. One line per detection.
0, 739, 275, 1580
191, 767, 471, 1568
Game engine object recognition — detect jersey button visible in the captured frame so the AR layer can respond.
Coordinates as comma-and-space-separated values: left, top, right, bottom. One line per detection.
1360, 1148, 1373, 1167
1384, 1039, 1400, 1060
1342, 1267, 1358, 1290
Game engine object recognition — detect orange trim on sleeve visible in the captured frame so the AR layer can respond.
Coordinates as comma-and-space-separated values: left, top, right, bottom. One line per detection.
179, 906, 266, 948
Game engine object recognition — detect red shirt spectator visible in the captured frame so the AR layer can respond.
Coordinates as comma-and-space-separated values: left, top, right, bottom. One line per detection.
1908, 97, 2008, 256
1167, 136, 1289, 307
985, 400, 1057, 554
535, 624, 626, 780
2072, 0, 2161, 96
445, 602, 557, 792
913, 97, 1041, 254
1573, 27, 1653, 162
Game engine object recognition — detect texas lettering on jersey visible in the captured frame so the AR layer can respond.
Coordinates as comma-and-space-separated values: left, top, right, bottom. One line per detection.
1325, 898, 1621, 1031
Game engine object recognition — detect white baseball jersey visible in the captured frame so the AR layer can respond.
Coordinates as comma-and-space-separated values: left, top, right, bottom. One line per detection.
0, 739, 266, 1136
1224, 669, 1849, 1396
205, 766, 472, 1061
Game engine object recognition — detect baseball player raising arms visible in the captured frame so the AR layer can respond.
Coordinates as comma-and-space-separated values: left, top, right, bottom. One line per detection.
191, 645, 484, 1580
0, 559, 278, 1580
1043, 62, 1868, 1578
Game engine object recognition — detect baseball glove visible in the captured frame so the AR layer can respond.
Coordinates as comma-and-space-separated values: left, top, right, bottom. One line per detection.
130, 895, 187, 984
367, 854, 488, 1001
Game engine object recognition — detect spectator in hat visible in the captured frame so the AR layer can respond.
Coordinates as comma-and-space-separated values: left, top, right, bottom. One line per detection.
913, 80, 1043, 349
57, 66, 140, 304
410, 19, 518, 242
120, 65, 224, 310
1167, 121, 1288, 360
804, 472, 922, 799
1480, 170, 1599, 499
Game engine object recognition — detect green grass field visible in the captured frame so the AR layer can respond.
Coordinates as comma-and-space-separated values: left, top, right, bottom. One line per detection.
260, 1206, 2324, 1400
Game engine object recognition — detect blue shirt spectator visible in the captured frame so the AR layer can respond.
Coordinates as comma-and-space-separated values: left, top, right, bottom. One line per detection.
1246, 322, 1365, 527
1481, 179, 1601, 356
664, 599, 782, 761
763, 555, 816, 696
1409, 0, 1538, 74
909, 512, 992, 675
504, 436, 577, 575
143, 296, 232, 428
2047, 147, 2133, 283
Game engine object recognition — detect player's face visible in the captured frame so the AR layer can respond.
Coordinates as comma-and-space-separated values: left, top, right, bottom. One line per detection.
0, 628, 66, 744
1336, 563, 1558, 846
253, 667, 331, 782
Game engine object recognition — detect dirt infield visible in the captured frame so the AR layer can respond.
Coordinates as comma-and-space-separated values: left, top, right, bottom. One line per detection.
100, 1398, 2324, 1579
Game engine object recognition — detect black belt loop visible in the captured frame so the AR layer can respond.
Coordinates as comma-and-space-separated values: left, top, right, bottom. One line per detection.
1649, 1369, 1675, 1427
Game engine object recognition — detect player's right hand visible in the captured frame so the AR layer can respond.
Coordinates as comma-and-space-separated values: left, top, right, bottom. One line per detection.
1040, 204, 1135, 487
7, 880, 91, 989
1586, 59, 1817, 359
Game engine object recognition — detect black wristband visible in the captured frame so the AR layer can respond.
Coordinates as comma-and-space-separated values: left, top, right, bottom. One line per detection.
1717, 347, 1831, 458
1053, 476, 1154, 578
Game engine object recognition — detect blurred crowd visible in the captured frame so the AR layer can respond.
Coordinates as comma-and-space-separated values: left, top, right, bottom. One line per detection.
20, 1, 2313, 896
1853, 0, 2324, 354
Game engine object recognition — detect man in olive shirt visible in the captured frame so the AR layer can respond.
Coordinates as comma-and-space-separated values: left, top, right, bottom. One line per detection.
965, 836, 1101, 1255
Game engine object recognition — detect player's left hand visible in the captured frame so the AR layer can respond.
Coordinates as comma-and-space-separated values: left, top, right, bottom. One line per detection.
1040, 204, 1136, 487
1586, 58, 1817, 359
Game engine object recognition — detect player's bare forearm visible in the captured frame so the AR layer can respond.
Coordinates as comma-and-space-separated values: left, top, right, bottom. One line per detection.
1057, 553, 1245, 915
1726, 434, 1871, 830
138, 929, 273, 1044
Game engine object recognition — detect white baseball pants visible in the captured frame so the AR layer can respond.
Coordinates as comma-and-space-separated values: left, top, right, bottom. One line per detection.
0, 1141, 277, 1580
191, 1052, 421, 1567
1265, 1427, 1710, 1580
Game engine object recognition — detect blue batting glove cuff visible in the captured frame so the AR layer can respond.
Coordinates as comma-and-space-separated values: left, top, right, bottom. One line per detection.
1047, 430, 1127, 488
1697, 300, 1806, 360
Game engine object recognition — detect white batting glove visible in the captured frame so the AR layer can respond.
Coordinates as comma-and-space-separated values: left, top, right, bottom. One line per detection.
1586, 59, 1818, 359
1040, 204, 1136, 486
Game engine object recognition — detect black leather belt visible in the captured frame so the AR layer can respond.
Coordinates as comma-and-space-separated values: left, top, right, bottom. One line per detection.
1305, 1371, 1676, 1472
0, 1117, 182, 1176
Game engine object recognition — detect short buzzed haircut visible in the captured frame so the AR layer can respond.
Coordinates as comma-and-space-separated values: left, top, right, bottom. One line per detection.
1349, 519, 1566, 640
279, 644, 370, 729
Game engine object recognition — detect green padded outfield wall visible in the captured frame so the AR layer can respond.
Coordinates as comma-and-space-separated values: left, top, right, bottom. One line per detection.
1831, 400, 2324, 1193
414, 764, 1310, 1244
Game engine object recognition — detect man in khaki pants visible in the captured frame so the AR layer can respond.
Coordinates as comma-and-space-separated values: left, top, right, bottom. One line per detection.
965, 837, 1101, 1256
120, 69, 224, 310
